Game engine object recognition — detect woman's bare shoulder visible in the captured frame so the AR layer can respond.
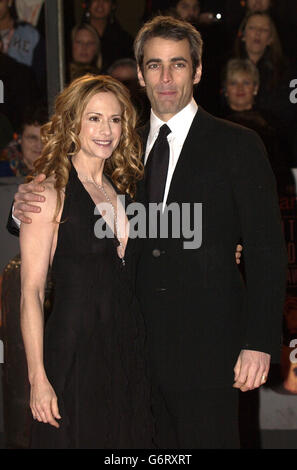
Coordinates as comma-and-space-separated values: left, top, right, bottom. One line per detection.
25, 175, 63, 224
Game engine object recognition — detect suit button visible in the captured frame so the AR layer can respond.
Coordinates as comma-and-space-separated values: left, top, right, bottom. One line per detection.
152, 249, 161, 258
156, 288, 167, 293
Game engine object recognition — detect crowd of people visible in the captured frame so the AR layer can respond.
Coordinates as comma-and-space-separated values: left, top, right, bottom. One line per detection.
1, 0, 296, 450
0, 0, 296, 180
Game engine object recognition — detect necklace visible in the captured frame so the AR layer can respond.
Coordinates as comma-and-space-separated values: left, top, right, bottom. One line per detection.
80, 175, 126, 266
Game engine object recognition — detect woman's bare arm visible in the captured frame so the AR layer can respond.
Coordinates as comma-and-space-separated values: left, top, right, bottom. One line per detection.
20, 182, 62, 427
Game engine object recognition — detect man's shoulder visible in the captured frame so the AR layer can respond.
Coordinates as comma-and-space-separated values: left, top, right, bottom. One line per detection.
197, 107, 261, 143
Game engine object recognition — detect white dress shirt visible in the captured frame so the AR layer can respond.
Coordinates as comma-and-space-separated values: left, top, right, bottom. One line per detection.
145, 98, 198, 208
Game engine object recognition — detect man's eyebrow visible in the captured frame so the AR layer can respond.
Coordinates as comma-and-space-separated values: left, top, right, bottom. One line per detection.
145, 57, 188, 65
170, 57, 188, 62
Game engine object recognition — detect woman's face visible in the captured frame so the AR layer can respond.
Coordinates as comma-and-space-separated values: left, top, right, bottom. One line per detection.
20, 124, 43, 169
244, 15, 272, 58
78, 91, 122, 162
176, 0, 200, 22
72, 28, 98, 64
247, 0, 271, 12
89, 0, 113, 21
225, 71, 258, 111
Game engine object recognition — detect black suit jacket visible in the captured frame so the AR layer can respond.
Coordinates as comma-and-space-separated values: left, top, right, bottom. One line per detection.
136, 106, 287, 391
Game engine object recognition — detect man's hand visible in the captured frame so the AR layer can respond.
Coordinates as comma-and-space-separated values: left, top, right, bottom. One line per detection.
235, 244, 243, 264
14, 174, 47, 223
233, 349, 271, 392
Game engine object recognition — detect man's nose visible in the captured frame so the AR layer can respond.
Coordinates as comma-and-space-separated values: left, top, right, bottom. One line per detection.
161, 66, 172, 83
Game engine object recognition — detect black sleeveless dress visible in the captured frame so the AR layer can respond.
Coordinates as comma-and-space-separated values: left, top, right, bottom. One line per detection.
30, 163, 154, 449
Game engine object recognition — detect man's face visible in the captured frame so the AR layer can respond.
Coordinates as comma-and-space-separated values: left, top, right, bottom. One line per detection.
247, 0, 271, 12
137, 37, 201, 121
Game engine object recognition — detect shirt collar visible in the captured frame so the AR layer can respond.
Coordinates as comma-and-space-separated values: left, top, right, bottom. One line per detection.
149, 98, 198, 140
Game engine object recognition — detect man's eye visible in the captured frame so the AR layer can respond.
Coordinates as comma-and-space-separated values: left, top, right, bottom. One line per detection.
175, 63, 185, 68
148, 63, 159, 69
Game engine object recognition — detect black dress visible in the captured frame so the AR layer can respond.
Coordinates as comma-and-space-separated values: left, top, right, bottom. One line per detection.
30, 163, 154, 449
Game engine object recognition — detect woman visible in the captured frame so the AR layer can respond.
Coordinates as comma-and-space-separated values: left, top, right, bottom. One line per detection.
223, 58, 259, 113
20, 74, 153, 449
222, 58, 293, 198
68, 23, 102, 82
233, 11, 285, 114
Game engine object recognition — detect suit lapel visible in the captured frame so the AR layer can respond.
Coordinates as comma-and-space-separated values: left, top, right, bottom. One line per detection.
137, 107, 214, 205
166, 106, 210, 205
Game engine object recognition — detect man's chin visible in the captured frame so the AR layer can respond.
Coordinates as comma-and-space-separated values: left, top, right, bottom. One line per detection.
155, 104, 180, 116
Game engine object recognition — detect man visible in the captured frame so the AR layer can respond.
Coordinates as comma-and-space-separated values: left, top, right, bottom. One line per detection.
8, 16, 287, 449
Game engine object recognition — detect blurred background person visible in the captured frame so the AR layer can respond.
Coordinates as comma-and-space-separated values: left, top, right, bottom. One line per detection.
0, 39, 41, 131
0, 105, 47, 177
108, 57, 150, 125
224, 0, 297, 61
223, 58, 259, 113
233, 12, 296, 129
0, 0, 46, 93
83, 0, 134, 72
68, 23, 102, 82
107, 57, 137, 83
222, 58, 293, 198
169, 0, 200, 22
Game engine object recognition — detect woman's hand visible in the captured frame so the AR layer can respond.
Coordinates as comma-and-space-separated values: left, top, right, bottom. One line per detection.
30, 376, 61, 428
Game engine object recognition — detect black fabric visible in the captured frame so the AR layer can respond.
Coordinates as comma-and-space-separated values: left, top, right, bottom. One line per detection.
151, 384, 240, 449
145, 124, 171, 204
6, 205, 20, 238
136, 107, 287, 393
30, 163, 154, 449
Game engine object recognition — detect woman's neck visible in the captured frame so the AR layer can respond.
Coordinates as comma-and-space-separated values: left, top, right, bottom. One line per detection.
72, 154, 105, 186
230, 103, 253, 112
247, 50, 264, 65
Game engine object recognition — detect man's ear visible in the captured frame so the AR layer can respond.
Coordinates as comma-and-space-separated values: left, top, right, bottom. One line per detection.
193, 64, 202, 85
137, 66, 146, 88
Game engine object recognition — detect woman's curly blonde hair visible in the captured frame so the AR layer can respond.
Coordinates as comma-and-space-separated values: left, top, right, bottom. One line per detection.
29, 74, 144, 218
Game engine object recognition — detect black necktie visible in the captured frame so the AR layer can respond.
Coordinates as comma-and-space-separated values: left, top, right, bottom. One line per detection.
145, 124, 171, 204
